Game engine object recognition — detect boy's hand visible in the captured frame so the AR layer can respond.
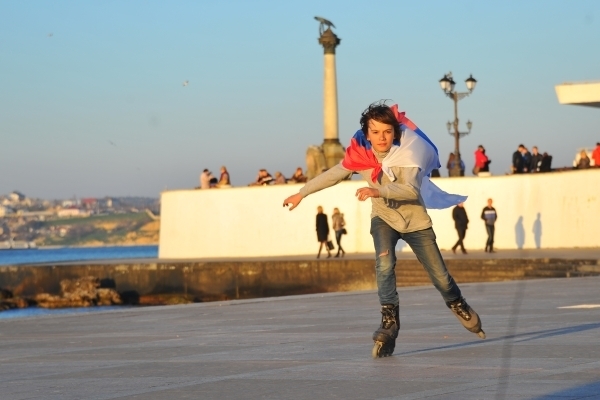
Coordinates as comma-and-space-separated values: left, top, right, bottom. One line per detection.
283, 193, 303, 211
356, 187, 379, 201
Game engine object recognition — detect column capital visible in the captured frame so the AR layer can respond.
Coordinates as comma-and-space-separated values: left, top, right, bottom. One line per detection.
318, 28, 341, 54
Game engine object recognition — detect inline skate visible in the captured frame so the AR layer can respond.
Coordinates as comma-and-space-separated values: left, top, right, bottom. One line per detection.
372, 304, 400, 358
446, 297, 486, 339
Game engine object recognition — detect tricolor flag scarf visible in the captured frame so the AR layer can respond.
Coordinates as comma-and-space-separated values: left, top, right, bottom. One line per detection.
341, 104, 467, 209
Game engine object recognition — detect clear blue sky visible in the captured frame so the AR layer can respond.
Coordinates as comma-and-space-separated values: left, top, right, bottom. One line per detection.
1, 0, 599, 199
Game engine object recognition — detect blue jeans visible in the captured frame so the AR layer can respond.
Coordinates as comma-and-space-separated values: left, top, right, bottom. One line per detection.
485, 225, 495, 250
370, 217, 462, 306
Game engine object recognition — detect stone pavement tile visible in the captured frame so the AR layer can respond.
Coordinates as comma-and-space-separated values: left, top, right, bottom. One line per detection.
436, 381, 600, 400
5, 342, 244, 363
248, 360, 505, 382
1, 377, 199, 400
117, 378, 449, 400
36, 360, 316, 381
0, 361, 135, 383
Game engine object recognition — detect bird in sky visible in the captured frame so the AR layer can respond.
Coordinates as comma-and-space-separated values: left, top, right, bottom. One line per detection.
108, 140, 116, 147
47, 33, 53, 37
182, 80, 189, 87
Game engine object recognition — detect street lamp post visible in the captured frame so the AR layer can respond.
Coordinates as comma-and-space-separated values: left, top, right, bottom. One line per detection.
439, 72, 477, 177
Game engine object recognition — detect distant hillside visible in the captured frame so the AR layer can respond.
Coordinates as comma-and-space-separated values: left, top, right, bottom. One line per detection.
38, 212, 159, 246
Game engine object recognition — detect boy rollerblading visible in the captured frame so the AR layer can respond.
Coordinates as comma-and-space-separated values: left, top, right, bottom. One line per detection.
284, 102, 486, 358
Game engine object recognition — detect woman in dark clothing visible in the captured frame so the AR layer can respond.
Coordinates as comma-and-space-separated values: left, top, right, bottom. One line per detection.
316, 206, 331, 258
451, 202, 469, 254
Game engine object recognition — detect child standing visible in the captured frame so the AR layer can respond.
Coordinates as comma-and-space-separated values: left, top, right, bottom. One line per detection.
283, 102, 485, 358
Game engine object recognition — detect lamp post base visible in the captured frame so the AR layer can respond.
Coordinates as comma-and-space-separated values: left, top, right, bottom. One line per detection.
449, 159, 465, 177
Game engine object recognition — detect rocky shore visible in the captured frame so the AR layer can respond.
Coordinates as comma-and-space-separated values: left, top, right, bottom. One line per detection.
0, 276, 198, 312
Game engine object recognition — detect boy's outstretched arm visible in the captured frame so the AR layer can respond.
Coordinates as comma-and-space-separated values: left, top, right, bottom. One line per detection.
283, 193, 303, 211
283, 164, 352, 211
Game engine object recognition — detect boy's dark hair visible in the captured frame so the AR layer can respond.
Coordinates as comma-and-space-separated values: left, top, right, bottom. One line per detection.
360, 101, 401, 141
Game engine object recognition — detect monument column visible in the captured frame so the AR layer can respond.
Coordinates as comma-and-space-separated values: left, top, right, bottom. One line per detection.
317, 20, 345, 169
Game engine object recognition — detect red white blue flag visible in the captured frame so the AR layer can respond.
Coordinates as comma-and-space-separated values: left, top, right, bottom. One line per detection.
341, 104, 467, 209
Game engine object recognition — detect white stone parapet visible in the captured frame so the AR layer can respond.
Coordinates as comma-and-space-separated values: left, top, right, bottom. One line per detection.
159, 169, 600, 259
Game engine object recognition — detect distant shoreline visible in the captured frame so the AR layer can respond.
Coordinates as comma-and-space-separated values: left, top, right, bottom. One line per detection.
28, 244, 158, 250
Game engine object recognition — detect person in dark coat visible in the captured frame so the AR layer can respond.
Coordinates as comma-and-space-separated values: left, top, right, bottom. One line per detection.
529, 146, 543, 173
512, 144, 525, 174
316, 206, 331, 258
540, 152, 552, 172
451, 202, 469, 254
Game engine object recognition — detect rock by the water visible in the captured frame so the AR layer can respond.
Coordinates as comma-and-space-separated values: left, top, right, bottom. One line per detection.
0, 288, 30, 310
34, 277, 122, 309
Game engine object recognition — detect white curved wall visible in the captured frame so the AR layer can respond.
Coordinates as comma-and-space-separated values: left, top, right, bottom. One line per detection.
159, 169, 600, 259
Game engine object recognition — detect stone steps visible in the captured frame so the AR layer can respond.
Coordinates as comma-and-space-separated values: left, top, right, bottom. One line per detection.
392, 259, 600, 286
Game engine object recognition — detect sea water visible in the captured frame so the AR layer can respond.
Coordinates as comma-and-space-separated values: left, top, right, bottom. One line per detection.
0, 245, 158, 266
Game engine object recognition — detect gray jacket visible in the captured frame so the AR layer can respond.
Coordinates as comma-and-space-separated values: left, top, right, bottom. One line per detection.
299, 153, 432, 234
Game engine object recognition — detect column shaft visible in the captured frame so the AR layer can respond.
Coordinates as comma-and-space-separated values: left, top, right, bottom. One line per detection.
323, 53, 338, 141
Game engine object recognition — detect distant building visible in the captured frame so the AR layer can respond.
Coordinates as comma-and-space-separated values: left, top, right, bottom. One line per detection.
10, 191, 26, 201
81, 198, 97, 210
62, 200, 76, 208
57, 208, 90, 218
555, 81, 600, 108
0, 206, 13, 217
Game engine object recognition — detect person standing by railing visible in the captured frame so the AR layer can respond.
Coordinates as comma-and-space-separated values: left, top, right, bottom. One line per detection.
592, 142, 600, 167
473, 145, 490, 175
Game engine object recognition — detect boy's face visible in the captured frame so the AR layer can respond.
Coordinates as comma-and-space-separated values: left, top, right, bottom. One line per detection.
366, 119, 394, 152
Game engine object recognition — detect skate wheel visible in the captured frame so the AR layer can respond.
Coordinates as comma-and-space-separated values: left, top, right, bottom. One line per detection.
477, 330, 486, 339
372, 341, 383, 359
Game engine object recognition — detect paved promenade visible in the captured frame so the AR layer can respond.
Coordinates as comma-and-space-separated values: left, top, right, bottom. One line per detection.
1, 276, 600, 399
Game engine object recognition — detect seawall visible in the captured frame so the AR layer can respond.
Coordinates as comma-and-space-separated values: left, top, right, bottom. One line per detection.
2, 256, 599, 303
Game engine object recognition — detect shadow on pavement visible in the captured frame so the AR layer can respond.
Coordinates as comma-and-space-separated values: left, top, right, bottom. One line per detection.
397, 322, 600, 357
532, 381, 600, 399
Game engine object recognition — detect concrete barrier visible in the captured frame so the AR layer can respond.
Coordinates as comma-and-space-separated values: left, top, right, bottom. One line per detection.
2, 258, 598, 303
159, 169, 600, 259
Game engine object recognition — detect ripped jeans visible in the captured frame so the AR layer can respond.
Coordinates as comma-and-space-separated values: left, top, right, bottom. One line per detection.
370, 217, 462, 306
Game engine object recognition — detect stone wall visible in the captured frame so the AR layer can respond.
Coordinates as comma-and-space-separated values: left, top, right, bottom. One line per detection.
1, 258, 598, 303
159, 169, 600, 259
